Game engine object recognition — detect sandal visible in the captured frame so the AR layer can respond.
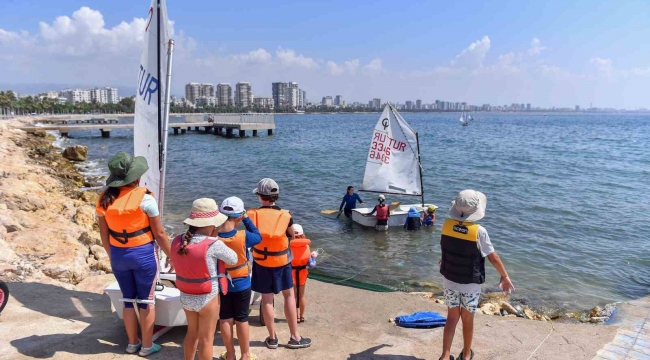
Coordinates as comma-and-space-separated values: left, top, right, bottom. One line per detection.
458, 349, 474, 360
439, 356, 454, 360
299, 317, 305, 323
240, 355, 258, 360
220, 351, 228, 360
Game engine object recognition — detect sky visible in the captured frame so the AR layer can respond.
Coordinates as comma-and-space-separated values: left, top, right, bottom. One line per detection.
0, 0, 649, 109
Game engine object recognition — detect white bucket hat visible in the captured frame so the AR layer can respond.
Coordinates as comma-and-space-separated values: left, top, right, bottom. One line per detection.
448, 189, 487, 222
220, 196, 245, 217
292, 224, 304, 236
184, 198, 228, 228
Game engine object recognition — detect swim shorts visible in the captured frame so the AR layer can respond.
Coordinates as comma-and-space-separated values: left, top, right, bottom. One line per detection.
219, 287, 252, 322
444, 288, 480, 314
110, 242, 158, 309
251, 262, 294, 294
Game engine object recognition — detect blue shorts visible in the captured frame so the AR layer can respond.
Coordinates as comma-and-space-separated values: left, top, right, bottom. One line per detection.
251, 262, 294, 294
110, 242, 158, 309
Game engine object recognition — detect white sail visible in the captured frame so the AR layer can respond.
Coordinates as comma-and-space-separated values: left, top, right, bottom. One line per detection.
361, 104, 422, 195
459, 113, 466, 124
134, 0, 171, 209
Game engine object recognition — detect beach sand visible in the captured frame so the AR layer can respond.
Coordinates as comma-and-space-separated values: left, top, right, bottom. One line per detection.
0, 276, 616, 360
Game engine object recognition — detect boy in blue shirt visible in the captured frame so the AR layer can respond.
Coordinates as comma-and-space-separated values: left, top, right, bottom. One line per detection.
217, 197, 262, 360
339, 186, 364, 218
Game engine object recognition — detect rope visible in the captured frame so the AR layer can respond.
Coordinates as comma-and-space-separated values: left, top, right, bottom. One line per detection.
525, 320, 555, 360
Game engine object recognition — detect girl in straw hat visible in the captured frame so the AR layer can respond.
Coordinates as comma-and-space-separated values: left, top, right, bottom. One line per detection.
95, 152, 172, 357
170, 198, 238, 360
438, 190, 515, 360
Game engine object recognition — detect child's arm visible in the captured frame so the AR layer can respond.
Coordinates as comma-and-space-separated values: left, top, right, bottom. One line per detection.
487, 252, 515, 295
242, 216, 262, 247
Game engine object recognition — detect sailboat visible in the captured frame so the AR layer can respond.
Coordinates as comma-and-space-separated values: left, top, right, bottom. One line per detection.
351, 104, 436, 227
467, 113, 474, 121
105, 0, 185, 338
459, 112, 469, 126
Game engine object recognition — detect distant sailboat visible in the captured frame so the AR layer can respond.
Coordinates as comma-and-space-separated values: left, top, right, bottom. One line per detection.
459, 112, 469, 126
467, 114, 474, 121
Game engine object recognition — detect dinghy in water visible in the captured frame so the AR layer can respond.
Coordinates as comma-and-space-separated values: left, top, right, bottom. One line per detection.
353, 104, 436, 227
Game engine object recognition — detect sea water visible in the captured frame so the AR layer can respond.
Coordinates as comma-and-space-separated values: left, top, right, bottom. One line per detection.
53, 112, 650, 311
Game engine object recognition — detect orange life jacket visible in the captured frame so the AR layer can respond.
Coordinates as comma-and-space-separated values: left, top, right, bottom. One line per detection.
170, 235, 229, 295
99, 187, 154, 248
248, 208, 291, 267
220, 230, 250, 279
291, 238, 311, 287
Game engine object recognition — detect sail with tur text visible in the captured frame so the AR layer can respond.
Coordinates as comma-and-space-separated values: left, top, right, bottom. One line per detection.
134, 0, 172, 212
361, 104, 422, 196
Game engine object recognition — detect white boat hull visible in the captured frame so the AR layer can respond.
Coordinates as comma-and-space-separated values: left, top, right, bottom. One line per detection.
351, 203, 437, 227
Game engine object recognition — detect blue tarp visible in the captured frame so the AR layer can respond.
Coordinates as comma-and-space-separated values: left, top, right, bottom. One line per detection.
394, 311, 447, 329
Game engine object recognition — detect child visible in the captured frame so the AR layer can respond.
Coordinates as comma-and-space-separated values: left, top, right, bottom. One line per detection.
365, 194, 389, 231
217, 197, 262, 360
248, 178, 311, 349
422, 206, 436, 227
290, 224, 317, 323
438, 190, 515, 360
404, 206, 422, 230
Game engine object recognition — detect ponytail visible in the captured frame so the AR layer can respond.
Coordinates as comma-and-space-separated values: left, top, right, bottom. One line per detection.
177, 226, 197, 255
99, 187, 121, 210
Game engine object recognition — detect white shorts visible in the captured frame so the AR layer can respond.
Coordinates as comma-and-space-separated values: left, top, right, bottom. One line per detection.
444, 288, 480, 314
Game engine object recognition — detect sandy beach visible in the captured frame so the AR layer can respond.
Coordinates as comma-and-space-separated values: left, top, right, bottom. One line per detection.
0, 120, 622, 359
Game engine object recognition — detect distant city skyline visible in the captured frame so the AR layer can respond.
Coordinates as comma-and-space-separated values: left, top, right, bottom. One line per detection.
0, 1, 649, 109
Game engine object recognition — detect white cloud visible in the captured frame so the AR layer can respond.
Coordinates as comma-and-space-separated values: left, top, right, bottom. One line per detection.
630, 66, 650, 76
276, 48, 319, 69
452, 36, 491, 68
362, 58, 383, 75
528, 38, 546, 55
327, 59, 360, 75
231, 48, 272, 64
590, 57, 612, 74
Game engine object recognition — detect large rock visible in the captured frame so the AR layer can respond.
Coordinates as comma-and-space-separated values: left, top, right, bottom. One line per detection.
74, 205, 97, 232
0, 214, 23, 233
78, 231, 102, 247
0, 238, 18, 262
90, 245, 112, 273
62, 146, 88, 161
501, 302, 518, 315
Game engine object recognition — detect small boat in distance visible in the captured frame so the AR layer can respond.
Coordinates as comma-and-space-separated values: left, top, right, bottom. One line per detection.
459, 112, 469, 126
351, 104, 436, 227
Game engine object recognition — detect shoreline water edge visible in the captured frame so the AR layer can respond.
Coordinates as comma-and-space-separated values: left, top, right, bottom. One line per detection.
0, 118, 621, 325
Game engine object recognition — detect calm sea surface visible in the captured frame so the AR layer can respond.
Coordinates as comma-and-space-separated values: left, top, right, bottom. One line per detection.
55, 112, 650, 311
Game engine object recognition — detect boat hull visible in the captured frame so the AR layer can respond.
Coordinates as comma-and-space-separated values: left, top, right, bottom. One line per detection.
351, 204, 437, 227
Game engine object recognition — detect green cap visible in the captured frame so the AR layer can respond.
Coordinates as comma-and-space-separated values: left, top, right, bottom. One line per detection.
105, 152, 149, 187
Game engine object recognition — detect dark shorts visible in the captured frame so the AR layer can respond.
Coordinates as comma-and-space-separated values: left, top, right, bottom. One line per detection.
376, 219, 388, 226
251, 262, 294, 294
344, 207, 353, 218
219, 287, 252, 322
110, 242, 158, 310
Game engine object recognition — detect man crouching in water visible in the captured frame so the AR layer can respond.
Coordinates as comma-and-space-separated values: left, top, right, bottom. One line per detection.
438, 190, 515, 360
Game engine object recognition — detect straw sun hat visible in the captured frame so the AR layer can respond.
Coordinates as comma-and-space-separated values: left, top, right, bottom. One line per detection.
183, 198, 228, 228
448, 189, 487, 222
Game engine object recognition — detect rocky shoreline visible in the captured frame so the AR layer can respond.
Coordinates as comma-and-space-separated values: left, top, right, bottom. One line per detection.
0, 122, 108, 289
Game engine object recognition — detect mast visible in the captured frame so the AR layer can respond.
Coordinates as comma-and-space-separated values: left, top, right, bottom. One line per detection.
158, 39, 174, 218
415, 131, 424, 207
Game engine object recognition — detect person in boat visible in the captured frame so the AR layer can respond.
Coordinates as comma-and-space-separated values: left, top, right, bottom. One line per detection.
404, 206, 422, 230
422, 206, 436, 227
248, 178, 312, 349
365, 194, 390, 231
170, 198, 238, 360
217, 197, 262, 360
338, 186, 364, 218
290, 224, 316, 323
95, 152, 172, 357
438, 190, 515, 360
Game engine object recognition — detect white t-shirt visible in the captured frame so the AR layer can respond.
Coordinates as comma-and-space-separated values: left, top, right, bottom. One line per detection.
442, 225, 494, 293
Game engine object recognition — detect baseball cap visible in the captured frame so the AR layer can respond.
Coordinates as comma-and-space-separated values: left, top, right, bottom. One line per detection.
220, 196, 245, 217
292, 224, 304, 236
253, 178, 280, 196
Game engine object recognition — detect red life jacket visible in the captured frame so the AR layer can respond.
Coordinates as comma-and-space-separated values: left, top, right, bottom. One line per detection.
375, 204, 389, 221
171, 235, 229, 295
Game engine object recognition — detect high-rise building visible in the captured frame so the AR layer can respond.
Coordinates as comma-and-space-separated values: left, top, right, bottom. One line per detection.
287, 82, 300, 109
372, 98, 381, 109
196, 97, 217, 107
185, 82, 201, 104
61, 89, 91, 104
272, 82, 288, 108
301, 90, 307, 106
298, 91, 304, 108
334, 95, 343, 106
89, 88, 108, 104
405, 101, 413, 110
575, 105, 580, 111
235, 82, 253, 108
526, 103, 531, 111
322, 96, 333, 106
416, 99, 422, 110
201, 83, 214, 98
217, 83, 232, 106
520, 103, 525, 111
104, 87, 118, 104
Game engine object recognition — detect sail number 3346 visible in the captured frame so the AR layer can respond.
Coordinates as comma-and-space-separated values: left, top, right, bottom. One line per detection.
369, 140, 391, 164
